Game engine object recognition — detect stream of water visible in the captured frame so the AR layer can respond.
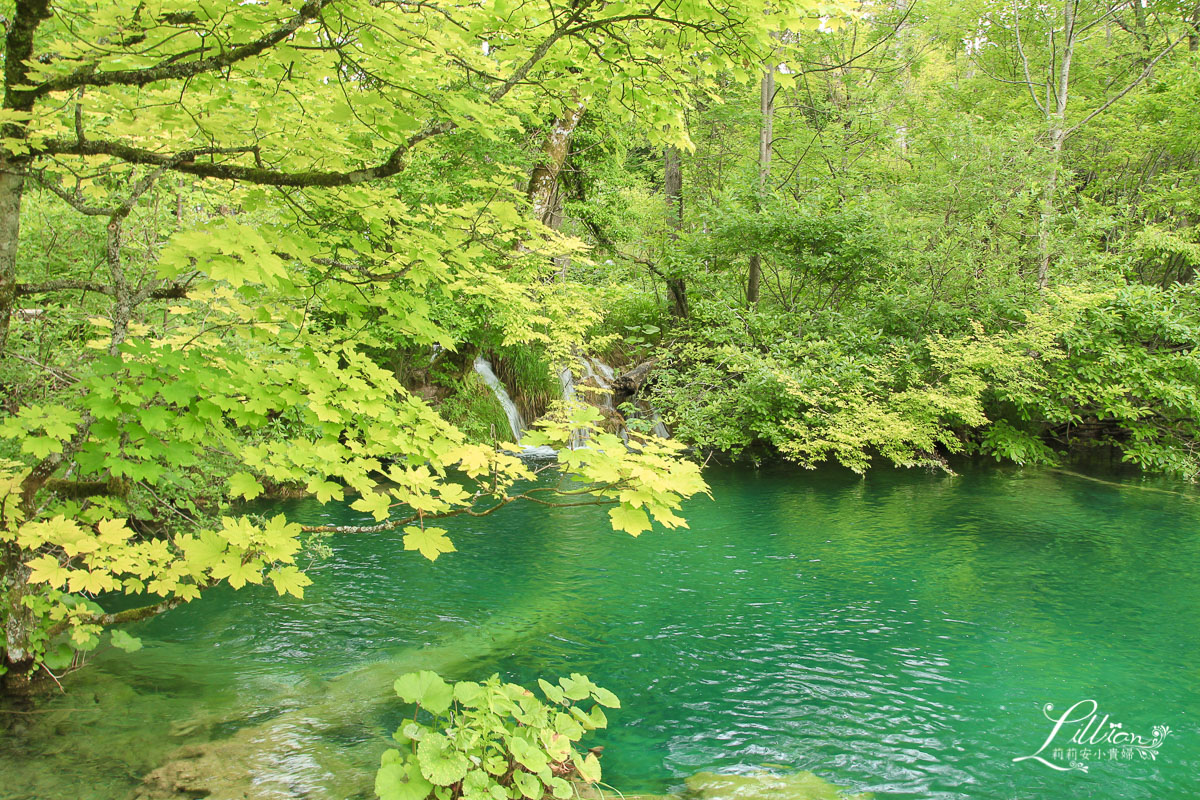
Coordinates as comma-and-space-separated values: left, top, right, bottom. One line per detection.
2, 461, 1198, 800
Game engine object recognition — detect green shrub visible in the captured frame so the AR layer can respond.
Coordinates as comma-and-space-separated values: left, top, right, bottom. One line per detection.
376, 672, 617, 800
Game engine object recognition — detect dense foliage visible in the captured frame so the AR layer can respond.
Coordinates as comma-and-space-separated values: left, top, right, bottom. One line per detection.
1, 0, 804, 690
564, 1, 1200, 479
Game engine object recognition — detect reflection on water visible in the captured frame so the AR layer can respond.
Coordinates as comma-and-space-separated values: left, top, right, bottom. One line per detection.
2, 462, 1198, 799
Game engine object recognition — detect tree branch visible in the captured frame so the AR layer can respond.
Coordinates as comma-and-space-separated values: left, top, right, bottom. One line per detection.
14, 280, 189, 299
1014, 3, 1047, 114
45, 594, 192, 639
32, 0, 337, 97
1064, 32, 1187, 139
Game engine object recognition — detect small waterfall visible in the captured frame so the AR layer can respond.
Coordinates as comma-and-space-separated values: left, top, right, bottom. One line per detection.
558, 365, 586, 450
651, 412, 670, 439
474, 352, 669, 457
579, 357, 615, 409
557, 354, 669, 447
473, 356, 526, 441
558, 366, 577, 403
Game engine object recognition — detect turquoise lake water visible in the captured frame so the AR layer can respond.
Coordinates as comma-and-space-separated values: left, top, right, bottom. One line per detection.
1, 461, 1198, 799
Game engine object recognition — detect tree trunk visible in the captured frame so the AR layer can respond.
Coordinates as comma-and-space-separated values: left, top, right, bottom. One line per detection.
527, 101, 586, 231
0, 167, 24, 355
0, 0, 51, 355
612, 359, 658, 406
1037, 0, 1076, 292
663, 146, 689, 319
1133, 1, 1153, 67
1, 542, 39, 695
746, 65, 775, 306
0, 1, 50, 693
526, 101, 586, 279
1037, 132, 1064, 291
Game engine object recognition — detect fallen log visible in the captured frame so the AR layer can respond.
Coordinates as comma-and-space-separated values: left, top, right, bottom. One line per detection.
612, 359, 657, 406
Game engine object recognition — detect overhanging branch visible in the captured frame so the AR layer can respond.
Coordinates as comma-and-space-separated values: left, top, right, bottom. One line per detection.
32, 0, 337, 98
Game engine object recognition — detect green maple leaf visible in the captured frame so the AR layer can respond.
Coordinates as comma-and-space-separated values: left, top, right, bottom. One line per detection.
25, 554, 69, 588
180, 530, 228, 568
307, 478, 344, 504
160, 379, 196, 406
403, 526, 455, 561
268, 566, 312, 599
68, 568, 116, 595
229, 471, 264, 500
608, 504, 651, 536
22, 436, 62, 459
350, 490, 393, 522
212, 555, 263, 589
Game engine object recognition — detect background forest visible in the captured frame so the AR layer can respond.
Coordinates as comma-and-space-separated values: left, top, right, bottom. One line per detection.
2, 0, 1200, 696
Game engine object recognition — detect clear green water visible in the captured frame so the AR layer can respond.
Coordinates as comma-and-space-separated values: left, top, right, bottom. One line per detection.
2, 462, 1199, 800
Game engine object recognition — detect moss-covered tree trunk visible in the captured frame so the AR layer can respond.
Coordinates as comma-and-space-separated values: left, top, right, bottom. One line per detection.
663, 146, 689, 319
1, 543, 39, 695
527, 101, 586, 231
0, 0, 51, 354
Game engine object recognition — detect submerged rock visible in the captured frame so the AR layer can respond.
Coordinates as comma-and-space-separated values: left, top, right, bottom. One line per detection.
131, 731, 371, 800
683, 770, 872, 800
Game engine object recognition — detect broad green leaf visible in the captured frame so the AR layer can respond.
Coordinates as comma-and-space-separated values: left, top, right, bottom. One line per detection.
538, 678, 565, 705
608, 504, 651, 536
394, 670, 454, 713
513, 771, 541, 799
268, 566, 312, 598
403, 526, 456, 561
590, 687, 620, 708
229, 472, 264, 501
417, 732, 470, 786
351, 491, 393, 522
376, 753, 433, 800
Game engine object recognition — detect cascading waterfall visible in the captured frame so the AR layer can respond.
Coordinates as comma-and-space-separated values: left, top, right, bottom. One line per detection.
474, 356, 557, 458
559, 354, 666, 446
556, 366, 586, 450
579, 357, 615, 409
651, 412, 670, 440
476, 353, 669, 457
472, 356, 526, 441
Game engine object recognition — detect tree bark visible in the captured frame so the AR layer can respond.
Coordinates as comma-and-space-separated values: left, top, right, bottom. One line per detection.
612, 359, 658, 405
746, 65, 775, 306
527, 101, 586, 230
1, 542, 38, 694
0, 0, 53, 686
0, 0, 53, 354
663, 146, 689, 319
